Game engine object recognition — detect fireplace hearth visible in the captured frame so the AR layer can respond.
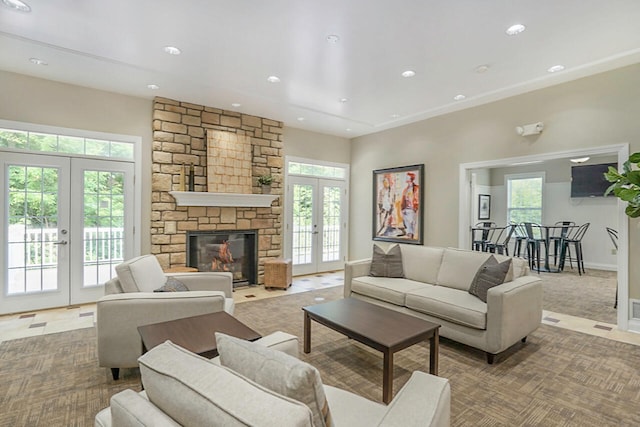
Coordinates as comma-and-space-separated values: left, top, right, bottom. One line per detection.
187, 230, 258, 287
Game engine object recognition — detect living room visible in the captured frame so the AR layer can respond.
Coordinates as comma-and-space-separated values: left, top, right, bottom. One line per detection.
1, 1, 640, 425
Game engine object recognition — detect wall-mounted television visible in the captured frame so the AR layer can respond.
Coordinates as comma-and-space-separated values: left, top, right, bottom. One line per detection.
570, 163, 616, 198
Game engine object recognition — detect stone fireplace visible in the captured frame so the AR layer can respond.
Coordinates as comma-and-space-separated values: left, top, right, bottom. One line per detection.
151, 97, 283, 285
187, 230, 257, 287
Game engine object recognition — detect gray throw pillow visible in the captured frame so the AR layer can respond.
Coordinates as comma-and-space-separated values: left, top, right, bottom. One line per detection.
469, 256, 511, 302
154, 276, 188, 292
369, 244, 404, 278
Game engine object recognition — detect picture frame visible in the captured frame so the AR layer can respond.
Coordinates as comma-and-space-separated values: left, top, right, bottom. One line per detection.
478, 194, 491, 220
372, 164, 424, 245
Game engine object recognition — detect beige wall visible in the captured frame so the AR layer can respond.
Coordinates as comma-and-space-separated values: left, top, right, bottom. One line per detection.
350, 63, 640, 298
283, 127, 350, 164
0, 70, 154, 253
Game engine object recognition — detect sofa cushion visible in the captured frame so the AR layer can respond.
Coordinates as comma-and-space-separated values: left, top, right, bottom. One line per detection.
351, 276, 432, 306
469, 256, 511, 303
399, 245, 444, 284
405, 285, 488, 330
369, 244, 404, 278
436, 248, 492, 291
138, 341, 314, 427
154, 276, 188, 292
216, 332, 332, 427
116, 255, 167, 293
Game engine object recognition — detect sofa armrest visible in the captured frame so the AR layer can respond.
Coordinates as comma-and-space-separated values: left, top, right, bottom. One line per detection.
486, 275, 543, 354
379, 371, 451, 427
96, 291, 227, 369
109, 389, 180, 427
344, 258, 372, 298
166, 272, 233, 298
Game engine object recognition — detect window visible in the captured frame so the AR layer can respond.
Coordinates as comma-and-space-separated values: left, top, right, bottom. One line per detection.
506, 173, 544, 224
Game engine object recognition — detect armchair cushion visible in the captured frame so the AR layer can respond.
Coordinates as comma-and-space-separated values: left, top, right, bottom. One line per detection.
216, 332, 333, 427
116, 254, 167, 293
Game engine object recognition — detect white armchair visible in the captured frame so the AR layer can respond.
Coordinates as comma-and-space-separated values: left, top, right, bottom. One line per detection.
97, 254, 235, 380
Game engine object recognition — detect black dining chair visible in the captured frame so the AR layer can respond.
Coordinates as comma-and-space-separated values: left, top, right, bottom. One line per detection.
606, 227, 618, 308
485, 224, 515, 255
549, 221, 575, 266
559, 223, 590, 275
472, 221, 496, 252
512, 222, 528, 258
524, 222, 546, 273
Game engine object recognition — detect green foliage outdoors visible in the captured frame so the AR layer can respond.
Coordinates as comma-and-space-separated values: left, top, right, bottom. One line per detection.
604, 152, 640, 218
508, 177, 543, 223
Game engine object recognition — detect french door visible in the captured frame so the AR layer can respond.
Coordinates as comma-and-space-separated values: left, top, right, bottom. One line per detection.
287, 176, 346, 276
0, 153, 134, 314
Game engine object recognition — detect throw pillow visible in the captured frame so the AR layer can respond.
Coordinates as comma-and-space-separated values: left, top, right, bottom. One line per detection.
369, 243, 404, 278
154, 276, 188, 292
468, 256, 512, 303
216, 332, 333, 427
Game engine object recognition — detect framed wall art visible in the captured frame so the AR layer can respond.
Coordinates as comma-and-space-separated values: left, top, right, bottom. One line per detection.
372, 164, 424, 245
478, 194, 491, 220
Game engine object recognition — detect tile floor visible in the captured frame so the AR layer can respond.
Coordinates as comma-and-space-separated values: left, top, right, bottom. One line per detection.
1, 270, 639, 347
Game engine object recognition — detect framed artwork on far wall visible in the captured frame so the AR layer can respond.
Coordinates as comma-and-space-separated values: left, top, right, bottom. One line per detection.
372, 164, 424, 245
478, 194, 491, 220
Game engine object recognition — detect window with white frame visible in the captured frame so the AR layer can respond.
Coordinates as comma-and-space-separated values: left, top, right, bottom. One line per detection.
506, 173, 544, 224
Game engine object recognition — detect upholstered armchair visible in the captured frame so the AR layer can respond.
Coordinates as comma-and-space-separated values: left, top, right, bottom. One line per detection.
97, 254, 235, 380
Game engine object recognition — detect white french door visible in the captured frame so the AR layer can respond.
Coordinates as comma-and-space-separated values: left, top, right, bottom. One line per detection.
0, 153, 134, 314
287, 176, 346, 276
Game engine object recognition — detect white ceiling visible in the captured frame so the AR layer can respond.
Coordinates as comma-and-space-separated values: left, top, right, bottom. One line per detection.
1, 0, 640, 138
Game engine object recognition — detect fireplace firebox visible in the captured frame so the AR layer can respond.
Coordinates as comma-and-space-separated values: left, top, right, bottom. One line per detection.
186, 230, 257, 288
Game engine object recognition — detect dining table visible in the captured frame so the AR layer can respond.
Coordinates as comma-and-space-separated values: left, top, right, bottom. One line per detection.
527, 223, 577, 273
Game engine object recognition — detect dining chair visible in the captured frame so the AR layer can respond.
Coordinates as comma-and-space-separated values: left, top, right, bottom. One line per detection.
549, 221, 576, 266
485, 224, 515, 255
606, 227, 618, 308
524, 222, 546, 273
512, 222, 528, 258
472, 221, 496, 252
559, 223, 590, 275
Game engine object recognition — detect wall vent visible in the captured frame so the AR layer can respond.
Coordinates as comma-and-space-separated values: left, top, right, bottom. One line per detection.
631, 299, 640, 319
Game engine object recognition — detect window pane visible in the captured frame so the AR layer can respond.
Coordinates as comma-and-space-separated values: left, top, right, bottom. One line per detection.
0, 128, 28, 148
110, 141, 134, 159
507, 176, 543, 223
29, 132, 57, 151
58, 136, 84, 154
86, 138, 110, 156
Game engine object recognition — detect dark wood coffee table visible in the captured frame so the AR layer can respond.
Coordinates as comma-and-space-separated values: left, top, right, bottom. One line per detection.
137, 311, 261, 359
303, 298, 440, 404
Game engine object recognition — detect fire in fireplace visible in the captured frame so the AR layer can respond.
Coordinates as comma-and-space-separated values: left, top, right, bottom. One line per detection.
186, 230, 257, 287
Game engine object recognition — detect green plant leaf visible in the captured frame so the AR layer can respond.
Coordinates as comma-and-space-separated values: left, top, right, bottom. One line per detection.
625, 204, 640, 218
604, 167, 622, 183
615, 188, 640, 201
628, 152, 640, 164
626, 170, 640, 187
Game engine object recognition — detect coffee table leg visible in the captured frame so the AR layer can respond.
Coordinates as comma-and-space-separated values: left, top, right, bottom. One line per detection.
430, 329, 439, 375
303, 312, 311, 354
383, 350, 393, 404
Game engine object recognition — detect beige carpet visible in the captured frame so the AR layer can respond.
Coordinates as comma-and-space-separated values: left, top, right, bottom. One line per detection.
1, 285, 638, 426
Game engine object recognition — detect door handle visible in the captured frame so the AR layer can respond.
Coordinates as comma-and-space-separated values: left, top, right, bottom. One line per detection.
54, 240, 68, 245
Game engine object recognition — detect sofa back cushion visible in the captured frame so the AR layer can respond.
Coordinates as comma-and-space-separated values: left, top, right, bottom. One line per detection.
138, 341, 314, 427
400, 245, 444, 284
116, 255, 167, 293
216, 332, 332, 427
436, 248, 493, 291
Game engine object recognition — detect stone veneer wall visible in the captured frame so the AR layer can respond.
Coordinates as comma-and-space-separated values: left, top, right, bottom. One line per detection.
151, 97, 283, 284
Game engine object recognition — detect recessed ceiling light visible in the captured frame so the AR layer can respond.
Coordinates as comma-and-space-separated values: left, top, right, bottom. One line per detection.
390, 114, 400, 118
29, 58, 47, 66
2, 0, 31, 12
401, 70, 416, 78
326, 34, 340, 43
267, 75, 281, 83
345, 128, 352, 132
505, 24, 526, 35
297, 117, 305, 121
453, 94, 466, 101
570, 157, 590, 164
231, 103, 241, 108
547, 65, 565, 73
147, 84, 159, 90
163, 46, 181, 55
339, 98, 348, 103
475, 65, 490, 74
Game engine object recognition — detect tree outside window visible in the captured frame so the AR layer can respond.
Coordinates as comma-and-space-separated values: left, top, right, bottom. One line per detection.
507, 174, 543, 224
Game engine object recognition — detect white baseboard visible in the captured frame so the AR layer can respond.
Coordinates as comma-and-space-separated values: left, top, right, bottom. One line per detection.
583, 262, 616, 272
627, 318, 640, 334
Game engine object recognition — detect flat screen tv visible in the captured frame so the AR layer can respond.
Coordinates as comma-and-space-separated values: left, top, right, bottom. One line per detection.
570, 163, 616, 198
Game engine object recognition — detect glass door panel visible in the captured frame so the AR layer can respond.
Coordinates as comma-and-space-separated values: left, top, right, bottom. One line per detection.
319, 180, 345, 271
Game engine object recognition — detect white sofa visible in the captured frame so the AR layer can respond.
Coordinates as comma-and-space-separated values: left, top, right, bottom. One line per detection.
95, 333, 451, 427
345, 246, 543, 363
97, 254, 235, 380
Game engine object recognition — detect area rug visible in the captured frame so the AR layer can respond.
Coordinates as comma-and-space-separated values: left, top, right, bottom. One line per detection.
1, 286, 638, 426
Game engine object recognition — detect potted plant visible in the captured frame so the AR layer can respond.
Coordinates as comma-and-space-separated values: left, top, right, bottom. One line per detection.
604, 152, 640, 217
257, 174, 273, 194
